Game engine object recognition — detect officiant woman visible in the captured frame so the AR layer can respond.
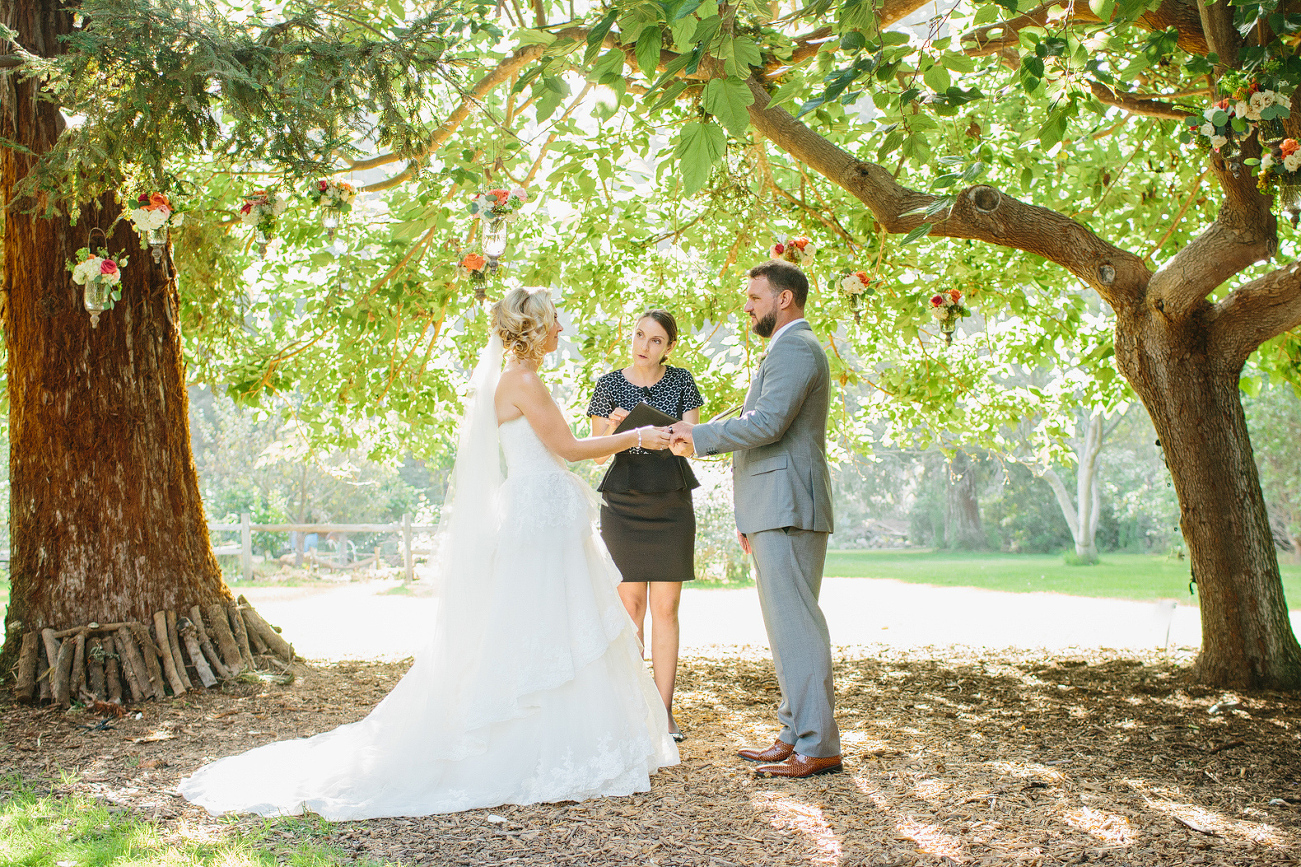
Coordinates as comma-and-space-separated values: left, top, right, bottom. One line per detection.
587, 310, 703, 742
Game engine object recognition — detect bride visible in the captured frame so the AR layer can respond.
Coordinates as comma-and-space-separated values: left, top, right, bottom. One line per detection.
180, 288, 680, 819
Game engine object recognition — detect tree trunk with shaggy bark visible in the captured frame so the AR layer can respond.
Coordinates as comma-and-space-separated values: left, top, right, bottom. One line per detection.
0, 0, 231, 675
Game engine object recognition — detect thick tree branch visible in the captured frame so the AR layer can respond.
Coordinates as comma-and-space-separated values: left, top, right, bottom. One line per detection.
346, 36, 560, 173
1196, 0, 1240, 70
740, 74, 1151, 308
1149, 147, 1277, 320
1089, 81, 1191, 121
1209, 261, 1301, 365
961, 1, 1208, 57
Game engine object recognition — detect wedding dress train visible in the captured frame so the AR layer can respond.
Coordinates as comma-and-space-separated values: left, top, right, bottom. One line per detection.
179, 407, 678, 819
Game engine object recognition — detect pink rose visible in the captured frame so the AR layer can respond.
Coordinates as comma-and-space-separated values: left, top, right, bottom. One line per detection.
100, 259, 118, 276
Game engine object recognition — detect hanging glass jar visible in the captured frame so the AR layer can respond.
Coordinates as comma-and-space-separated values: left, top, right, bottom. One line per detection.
83, 281, 110, 328
940, 317, 957, 346
322, 209, 341, 242
481, 214, 509, 270
145, 226, 168, 264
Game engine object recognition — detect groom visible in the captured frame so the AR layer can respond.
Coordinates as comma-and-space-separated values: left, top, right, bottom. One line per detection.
670, 259, 840, 778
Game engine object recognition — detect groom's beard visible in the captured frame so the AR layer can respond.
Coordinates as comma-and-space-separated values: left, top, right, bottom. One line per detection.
752, 311, 777, 338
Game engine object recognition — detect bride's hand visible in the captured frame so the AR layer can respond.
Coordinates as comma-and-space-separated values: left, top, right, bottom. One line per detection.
639, 425, 672, 450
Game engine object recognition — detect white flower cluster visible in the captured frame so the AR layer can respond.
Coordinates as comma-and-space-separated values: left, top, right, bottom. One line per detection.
127, 207, 181, 233
840, 271, 871, 295
240, 191, 287, 228
71, 254, 122, 286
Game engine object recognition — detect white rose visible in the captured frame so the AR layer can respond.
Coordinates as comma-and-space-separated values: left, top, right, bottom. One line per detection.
101, 268, 121, 286
71, 259, 95, 285
1283, 152, 1301, 173
1277, 93, 1292, 111
1262, 153, 1276, 170
1200, 122, 1216, 137
841, 276, 862, 295
1210, 135, 1228, 150
1203, 106, 1220, 121
1250, 91, 1272, 119
1235, 100, 1250, 119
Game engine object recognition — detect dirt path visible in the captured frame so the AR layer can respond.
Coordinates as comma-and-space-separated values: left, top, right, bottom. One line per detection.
239, 577, 1254, 661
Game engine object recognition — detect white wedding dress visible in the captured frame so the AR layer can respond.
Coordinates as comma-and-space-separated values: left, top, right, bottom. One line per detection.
179, 338, 678, 819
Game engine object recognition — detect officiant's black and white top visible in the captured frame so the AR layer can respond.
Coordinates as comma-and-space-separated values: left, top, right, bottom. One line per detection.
586, 367, 704, 456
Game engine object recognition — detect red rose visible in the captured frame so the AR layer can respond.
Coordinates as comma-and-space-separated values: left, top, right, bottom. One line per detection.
930, 294, 945, 307
100, 259, 118, 276
772, 242, 785, 256
240, 202, 253, 215
319, 180, 329, 191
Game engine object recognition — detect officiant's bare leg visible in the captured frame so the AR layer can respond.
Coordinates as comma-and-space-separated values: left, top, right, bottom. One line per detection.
649, 582, 683, 736
748, 528, 840, 759
618, 582, 648, 654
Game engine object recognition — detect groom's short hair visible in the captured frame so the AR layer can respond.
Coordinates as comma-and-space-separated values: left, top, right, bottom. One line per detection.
749, 260, 809, 308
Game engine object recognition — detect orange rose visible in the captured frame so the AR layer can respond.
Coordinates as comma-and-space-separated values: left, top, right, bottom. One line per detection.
949, 288, 962, 303
147, 192, 170, 211
462, 253, 486, 271
854, 271, 870, 283
1282, 139, 1300, 157
792, 237, 810, 249
489, 189, 510, 206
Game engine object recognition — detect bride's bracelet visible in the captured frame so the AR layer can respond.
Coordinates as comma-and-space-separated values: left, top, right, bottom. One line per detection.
636, 427, 643, 449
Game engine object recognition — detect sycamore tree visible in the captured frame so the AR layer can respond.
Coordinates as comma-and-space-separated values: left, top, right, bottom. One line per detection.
4, 0, 1301, 690
528, 0, 1301, 689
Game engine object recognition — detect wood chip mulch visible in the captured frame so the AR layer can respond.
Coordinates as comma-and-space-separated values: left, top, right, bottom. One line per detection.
2, 645, 1299, 866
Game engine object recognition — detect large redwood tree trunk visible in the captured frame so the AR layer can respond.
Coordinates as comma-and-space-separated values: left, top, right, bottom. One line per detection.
0, 0, 230, 673
1116, 306, 1301, 688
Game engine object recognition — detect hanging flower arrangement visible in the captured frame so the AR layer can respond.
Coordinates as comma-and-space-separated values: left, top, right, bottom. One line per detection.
836, 270, 875, 322
68, 247, 127, 328
1184, 80, 1293, 163
240, 189, 287, 254
470, 187, 529, 221
308, 179, 357, 212
928, 288, 970, 345
771, 236, 816, 265
126, 192, 183, 264
126, 192, 183, 234
456, 252, 491, 300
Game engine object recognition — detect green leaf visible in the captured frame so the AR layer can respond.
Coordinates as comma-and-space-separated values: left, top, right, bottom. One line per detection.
1089, 0, 1116, 21
702, 77, 755, 138
636, 27, 663, 80
922, 63, 951, 93
585, 9, 619, 65
516, 30, 556, 47
901, 222, 933, 244
672, 0, 704, 20
673, 120, 726, 195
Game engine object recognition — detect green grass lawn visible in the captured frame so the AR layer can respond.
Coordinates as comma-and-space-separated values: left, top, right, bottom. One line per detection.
825, 549, 1301, 605
0, 774, 376, 867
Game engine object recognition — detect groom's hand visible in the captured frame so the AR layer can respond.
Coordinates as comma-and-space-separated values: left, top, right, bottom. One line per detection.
737, 531, 751, 555
669, 420, 695, 456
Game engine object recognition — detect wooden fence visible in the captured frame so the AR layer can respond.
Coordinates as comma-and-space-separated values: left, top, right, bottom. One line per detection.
208, 514, 438, 583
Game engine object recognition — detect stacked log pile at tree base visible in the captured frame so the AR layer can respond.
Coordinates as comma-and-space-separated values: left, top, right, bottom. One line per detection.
10, 601, 294, 707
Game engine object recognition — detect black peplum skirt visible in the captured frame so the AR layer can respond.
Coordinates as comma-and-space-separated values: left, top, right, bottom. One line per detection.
600, 489, 696, 583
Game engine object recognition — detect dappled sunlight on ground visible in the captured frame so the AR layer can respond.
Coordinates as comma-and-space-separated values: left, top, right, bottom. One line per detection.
2, 646, 1298, 865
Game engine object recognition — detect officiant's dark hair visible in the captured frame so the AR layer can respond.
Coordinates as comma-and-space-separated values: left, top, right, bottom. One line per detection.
749, 259, 809, 308
636, 309, 678, 358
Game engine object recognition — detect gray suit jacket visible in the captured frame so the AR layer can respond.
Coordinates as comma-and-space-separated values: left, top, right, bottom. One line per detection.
692, 321, 834, 534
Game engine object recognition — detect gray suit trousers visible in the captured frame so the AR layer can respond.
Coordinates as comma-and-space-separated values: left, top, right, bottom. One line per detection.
748, 527, 840, 758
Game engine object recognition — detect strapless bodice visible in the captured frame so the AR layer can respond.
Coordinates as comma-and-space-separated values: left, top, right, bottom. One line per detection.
499, 416, 566, 477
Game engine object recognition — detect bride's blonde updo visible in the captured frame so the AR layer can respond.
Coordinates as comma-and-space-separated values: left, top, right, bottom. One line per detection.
492, 287, 556, 363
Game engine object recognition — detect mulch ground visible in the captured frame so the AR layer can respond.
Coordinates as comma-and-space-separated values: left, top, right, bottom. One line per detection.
2, 645, 1299, 866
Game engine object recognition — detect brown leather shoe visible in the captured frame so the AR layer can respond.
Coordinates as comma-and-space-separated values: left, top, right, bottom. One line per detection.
738, 738, 795, 763
755, 754, 843, 778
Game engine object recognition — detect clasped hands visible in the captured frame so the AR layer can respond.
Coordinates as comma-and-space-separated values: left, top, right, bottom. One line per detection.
606, 408, 694, 456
